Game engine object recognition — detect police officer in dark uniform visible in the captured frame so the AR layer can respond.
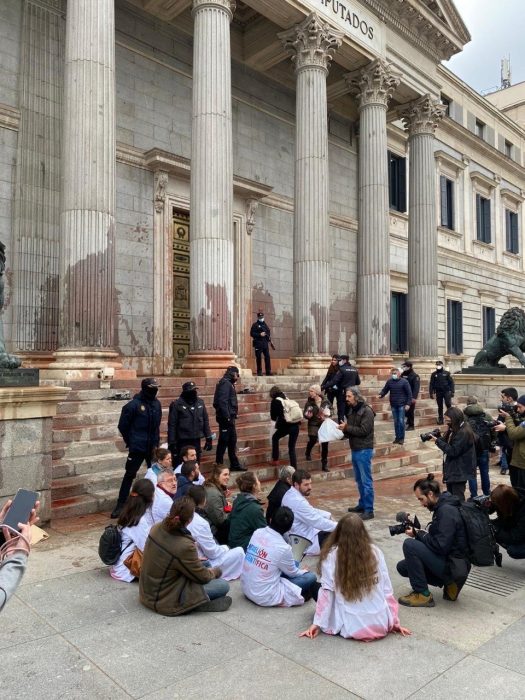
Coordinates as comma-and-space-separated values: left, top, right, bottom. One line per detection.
325, 355, 361, 422
250, 310, 272, 376
213, 366, 247, 472
111, 377, 162, 518
167, 381, 213, 464
401, 361, 420, 431
429, 360, 455, 424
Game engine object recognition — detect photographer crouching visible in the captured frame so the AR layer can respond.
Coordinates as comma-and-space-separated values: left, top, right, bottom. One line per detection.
489, 484, 525, 560
396, 474, 470, 608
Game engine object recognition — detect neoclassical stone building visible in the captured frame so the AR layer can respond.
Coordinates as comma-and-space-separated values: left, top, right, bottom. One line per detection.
0, 0, 524, 377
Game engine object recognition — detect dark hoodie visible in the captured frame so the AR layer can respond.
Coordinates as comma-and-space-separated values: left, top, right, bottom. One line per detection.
228, 492, 266, 551
415, 491, 468, 559
117, 390, 162, 453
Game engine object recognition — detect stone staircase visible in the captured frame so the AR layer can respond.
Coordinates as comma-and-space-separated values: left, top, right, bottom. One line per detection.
50, 374, 443, 519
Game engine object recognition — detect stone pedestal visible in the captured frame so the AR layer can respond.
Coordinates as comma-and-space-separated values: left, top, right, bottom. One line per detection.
402, 95, 445, 360
182, 0, 236, 374
0, 386, 70, 522
280, 14, 342, 369
52, 0, 118, 372
453, 373, 525, 408
349, 59, 400, 367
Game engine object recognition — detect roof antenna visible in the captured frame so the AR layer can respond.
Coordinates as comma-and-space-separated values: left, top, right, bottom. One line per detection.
501, 56, 511, 89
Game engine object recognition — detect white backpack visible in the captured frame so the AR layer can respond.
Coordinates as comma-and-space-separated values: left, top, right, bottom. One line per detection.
277, 396, 303, 423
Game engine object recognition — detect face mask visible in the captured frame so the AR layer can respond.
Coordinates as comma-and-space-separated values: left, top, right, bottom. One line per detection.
436, 365, 443, 371
392, 373, 398, 380
339, 360, 345, 366
144, 386, 158, 399
183, 389, 197, 402
259, 317, 264, 323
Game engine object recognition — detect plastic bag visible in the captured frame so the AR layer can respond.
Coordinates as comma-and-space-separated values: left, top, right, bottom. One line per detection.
318, 418, 344, 443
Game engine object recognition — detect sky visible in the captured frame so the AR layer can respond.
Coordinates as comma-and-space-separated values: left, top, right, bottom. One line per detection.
445, 0, 525, 94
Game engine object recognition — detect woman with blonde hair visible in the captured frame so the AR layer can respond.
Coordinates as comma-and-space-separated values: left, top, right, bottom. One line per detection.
300, 514, 410, 641
304, 384, 331, 472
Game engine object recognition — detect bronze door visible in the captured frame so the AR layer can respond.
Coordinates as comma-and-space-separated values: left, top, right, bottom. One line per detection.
172, 210, 190, 367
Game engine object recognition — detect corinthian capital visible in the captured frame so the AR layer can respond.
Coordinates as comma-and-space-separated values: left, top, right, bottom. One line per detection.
192, 0, 236, 19
347, 58, 401, 108
279, 13, 343, 73
401, 94, 445, 136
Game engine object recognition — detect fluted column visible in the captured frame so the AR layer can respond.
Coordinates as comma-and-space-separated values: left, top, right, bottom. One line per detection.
55, 0, 117, 366
402, 95, 445, 360
349, 59, 400, 368
280, 14, 342, 370
183, 0, 236, 374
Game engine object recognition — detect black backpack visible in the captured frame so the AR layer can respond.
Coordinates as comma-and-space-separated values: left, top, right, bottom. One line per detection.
98, 525, 123, 565
459, 501, 500, 567
467, 414, 491, 456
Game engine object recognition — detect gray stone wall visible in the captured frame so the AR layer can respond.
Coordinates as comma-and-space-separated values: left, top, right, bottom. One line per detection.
0, 0, 22, 107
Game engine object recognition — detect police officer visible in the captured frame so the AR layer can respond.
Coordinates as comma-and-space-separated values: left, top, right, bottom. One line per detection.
167, 381, 213, 464
325, 355, 361, 422
111, 378, 162, 518
250, 310, 273, 376
401, 361, 420, 431
429, 360, 455, 425
213, 366, 247, 472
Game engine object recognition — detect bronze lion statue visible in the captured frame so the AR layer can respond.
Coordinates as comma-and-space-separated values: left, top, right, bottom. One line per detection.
473, 307, 525, 368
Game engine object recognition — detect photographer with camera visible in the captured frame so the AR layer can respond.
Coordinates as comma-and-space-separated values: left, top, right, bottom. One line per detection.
427, 407, 476, 502
489, 484, 525, 559
495, 388, 519, 475
494, 394, 525, 490
396, 474, 469, 608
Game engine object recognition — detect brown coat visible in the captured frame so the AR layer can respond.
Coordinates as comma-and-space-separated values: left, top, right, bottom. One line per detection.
139, 523, 215, 616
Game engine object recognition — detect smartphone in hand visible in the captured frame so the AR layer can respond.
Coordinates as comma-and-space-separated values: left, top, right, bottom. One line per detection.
1, 489, 39, 532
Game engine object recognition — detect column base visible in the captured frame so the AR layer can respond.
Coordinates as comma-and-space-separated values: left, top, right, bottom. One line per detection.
44, 350, 136, 381
181, 352, 237, 377
356, 355, 394, 379
287, 354, 330, 375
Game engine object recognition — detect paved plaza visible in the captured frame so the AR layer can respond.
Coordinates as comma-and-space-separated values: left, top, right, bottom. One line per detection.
3, 472, 525, 700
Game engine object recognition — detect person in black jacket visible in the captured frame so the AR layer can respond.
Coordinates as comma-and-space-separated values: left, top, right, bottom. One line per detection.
167, 381, 213, 464
269, 385, 300, 469
111, 378, 162, 519
321, 354, 340, 409
397, 473, 469, 607
265, 465, 295, 524
250, 311, 272, 376
429, 360, 455, 424
428, 407, 476, 502
401, 361, 420, 431
213, 366, 246, 472
379, 368, 412, 445
325, 355, 361, 422
490, 484, 525, 559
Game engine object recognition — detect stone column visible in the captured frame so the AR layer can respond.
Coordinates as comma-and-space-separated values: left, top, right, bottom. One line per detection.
182, 0, 236, 375
279, 14, 342, 371
402, 95, 445, 361
349, 59, 400, 371
53, 0, 119, 373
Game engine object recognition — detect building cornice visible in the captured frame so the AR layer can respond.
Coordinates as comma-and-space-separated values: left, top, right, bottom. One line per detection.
470, 170, 497, 191
434, 149, 467, 173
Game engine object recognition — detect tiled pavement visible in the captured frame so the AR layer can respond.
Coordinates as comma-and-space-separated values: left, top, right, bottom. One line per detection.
2, 463, 524, 700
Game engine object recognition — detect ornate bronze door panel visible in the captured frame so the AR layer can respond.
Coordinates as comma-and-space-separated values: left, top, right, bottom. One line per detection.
172, 210, 190, 367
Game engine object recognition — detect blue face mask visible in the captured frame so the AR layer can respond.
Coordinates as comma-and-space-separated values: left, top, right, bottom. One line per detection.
392, 373, 398, 380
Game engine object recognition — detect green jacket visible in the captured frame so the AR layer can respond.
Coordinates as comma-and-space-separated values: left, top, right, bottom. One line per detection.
228, 493, 266, 551
505, 416, 525, 470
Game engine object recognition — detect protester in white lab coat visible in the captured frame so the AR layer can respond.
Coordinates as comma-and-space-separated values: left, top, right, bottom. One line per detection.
300, 514, 411, 642
185, 486, 243, 580
241, 506, 320, 607
145, 447, 173, 485
281, 469, 336, 555
152, 470, 178, 523
173, 445, 205, 485
110, 479, 156, 583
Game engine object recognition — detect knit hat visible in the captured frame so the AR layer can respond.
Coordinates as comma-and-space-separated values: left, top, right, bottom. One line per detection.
466, 395, 478, 405
309, 384, 323, 397
517, 395, 525, 407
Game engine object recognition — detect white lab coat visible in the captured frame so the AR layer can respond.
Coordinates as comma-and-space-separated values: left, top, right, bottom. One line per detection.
109, 508, 155, 583
313, 545, 401, 641
174, 462, 205, 485
187, 511, 244, 580
152, 486, 175, 523
240, 526, 306, 607
144, 463, 163, 485
281, 487, 336, 555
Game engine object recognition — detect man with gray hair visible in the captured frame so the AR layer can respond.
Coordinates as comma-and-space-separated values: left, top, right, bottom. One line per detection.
339, 387, 376, 520
265, 465, 295, 524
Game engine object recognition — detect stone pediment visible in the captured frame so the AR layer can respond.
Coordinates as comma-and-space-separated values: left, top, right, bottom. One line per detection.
363, 0, 471, 60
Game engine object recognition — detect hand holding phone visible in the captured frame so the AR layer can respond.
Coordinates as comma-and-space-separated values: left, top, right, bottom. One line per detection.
1, 489, 39, 532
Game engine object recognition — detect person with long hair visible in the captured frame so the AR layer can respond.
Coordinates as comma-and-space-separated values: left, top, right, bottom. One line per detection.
299, 514, 410, 641
269, 385, 300, 469
228, 471, 266, 551
428, 406, 476, 501
110, 478, 155, 582
140, 497, 231, 615
145, 447, 173, 485
489, 484, 525, 559
321, 354, 340, 409
204, 464, 232, 544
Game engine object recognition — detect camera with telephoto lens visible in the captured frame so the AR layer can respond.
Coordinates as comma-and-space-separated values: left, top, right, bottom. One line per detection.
472, 494, 491, 509
388, 511, 421, 537
420, 428, 441, 443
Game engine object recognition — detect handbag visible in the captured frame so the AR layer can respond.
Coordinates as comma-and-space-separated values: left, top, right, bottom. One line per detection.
123, 547, 143, 578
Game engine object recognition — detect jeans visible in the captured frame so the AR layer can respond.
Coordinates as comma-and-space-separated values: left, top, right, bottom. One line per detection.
468, 449, 490, 498
396, 538, 447, 593
202, 578, 230, 600
283, 571, 319, 600
117, 451, 151, 505
272, 423, 299, 469
216, 419, 240, 468
391, 405, 406, 441
436, 392, 452, 421
351, 448, 374, 512
255, 346, 271, 375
